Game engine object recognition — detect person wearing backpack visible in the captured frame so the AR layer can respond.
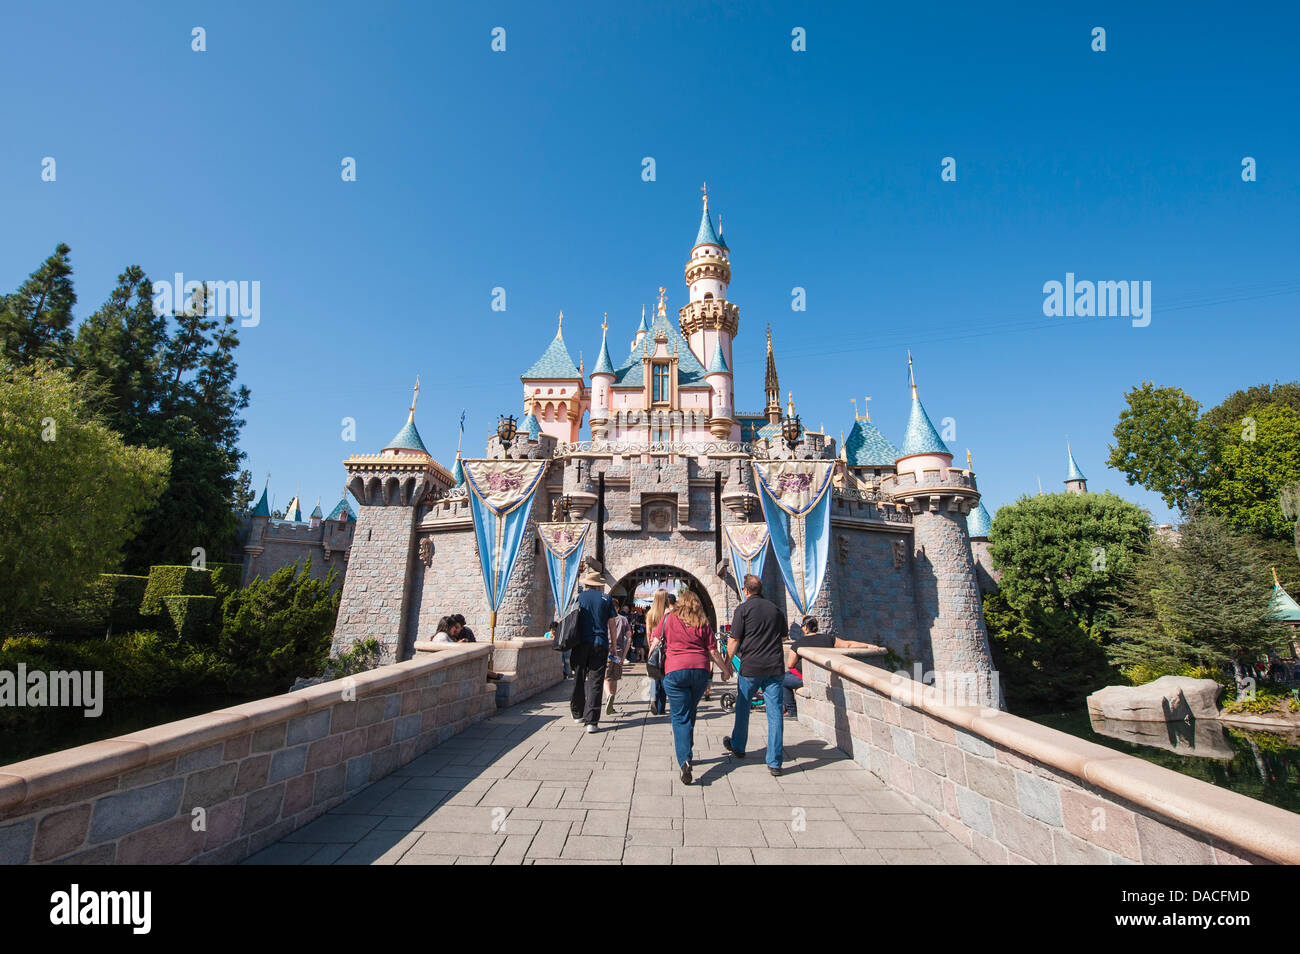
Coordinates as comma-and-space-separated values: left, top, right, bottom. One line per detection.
656, 589, 732, 784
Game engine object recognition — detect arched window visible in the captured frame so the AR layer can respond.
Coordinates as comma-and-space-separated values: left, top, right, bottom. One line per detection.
703, 292, 714, 300
652, 363, 670, 404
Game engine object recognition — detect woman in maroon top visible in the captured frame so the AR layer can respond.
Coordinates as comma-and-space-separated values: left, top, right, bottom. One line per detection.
654, 589, 732, 784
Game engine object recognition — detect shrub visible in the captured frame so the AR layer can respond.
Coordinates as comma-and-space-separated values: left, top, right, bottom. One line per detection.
102, 574, 149, 633
218, 560, 339, 694
322, 636, 382, 679
140, 565, 213, 616
162, 595, 219, 645
207, 562, 243, 600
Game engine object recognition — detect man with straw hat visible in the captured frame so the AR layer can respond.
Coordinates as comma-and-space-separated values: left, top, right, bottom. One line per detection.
570, 565, 617, 733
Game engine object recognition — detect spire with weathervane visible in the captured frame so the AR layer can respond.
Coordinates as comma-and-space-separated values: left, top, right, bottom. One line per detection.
765, 325, 781, 423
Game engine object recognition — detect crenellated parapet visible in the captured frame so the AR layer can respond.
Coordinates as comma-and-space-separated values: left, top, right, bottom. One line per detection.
880, 467, 981, 515
344, 452, 445, 508
678, 297, 738, 338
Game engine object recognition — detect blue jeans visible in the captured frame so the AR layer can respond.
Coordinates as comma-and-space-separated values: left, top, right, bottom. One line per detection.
782, 672, 802, 712
654, 679, 667, 711
731, 673, 784, 768
561, 650, 571, 677
662, 668, 710, 767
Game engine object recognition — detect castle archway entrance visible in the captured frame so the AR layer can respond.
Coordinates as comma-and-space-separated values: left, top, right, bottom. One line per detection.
610, 564, 717, 630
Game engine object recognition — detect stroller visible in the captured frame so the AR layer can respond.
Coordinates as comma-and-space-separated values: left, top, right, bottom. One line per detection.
718, 651, 767, 713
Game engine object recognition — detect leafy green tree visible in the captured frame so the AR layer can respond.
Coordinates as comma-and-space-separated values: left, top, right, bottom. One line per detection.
70, 265, 168, 445
1108, 510, 1287, 686
1107, 535, 1201, 676
1200, 404, 1300, 540
0, 360, 169, 627
987, 491, 1151, 634
0, 244, 77, 365
218, 561, 339, 692
1107, 383, 1207, 512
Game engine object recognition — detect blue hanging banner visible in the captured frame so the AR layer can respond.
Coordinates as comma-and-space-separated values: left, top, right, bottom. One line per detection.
462, 459, 549, 637
536, 521, 591, 616
751, 460, 836, 616
721, 522, 770, 587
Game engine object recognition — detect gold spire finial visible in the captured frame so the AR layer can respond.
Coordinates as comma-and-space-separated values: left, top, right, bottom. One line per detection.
787, 391, 795, 417
657, 286, 667, 317
408, 375, 420, 422
1273, 566, 1282, 588
908, 350, 917, 399
967, 448, 973, 471
557, 311, 563, 334
700, 181, 708, 211
602, 312, 608, 333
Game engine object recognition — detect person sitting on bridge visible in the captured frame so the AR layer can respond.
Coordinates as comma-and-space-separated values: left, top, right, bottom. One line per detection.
782, 617, 874, 717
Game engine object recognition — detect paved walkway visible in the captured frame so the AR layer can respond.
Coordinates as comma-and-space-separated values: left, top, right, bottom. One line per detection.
245, 664, 983, 865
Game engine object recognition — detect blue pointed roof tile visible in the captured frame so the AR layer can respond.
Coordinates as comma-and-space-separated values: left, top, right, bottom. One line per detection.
694, 208, 721, 248
966, 500, 993, 539
251, 485, 270, 517
613, 308, 709, 388
384, 416, 429, 455
1066, 445, 1087, 483
592, 329, 616, 376
449, 456, 465, 487
522, 411, 541, 440
899, 395, 952, 459
844, 418, 900, 467
707, 336, 730, 374
325, 496, 356, 521
523, 330, 582, 380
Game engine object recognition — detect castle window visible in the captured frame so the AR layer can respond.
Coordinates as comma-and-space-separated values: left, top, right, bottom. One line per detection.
652, 363, 670, 404
703, 292, 714, 300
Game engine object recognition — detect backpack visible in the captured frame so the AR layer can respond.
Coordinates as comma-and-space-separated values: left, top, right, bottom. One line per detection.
553, 598, 582, 652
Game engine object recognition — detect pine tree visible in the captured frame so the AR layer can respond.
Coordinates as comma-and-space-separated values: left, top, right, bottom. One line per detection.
0, 244, 77, 365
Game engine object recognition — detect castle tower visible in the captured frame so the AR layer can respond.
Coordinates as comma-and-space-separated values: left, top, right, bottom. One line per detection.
631, 304, 648, 354
1065, 442, 1088, 494
679, 184, 739, 373
764, 326, 781, 424
521, 312, 587, 444
705, 316, 735, 439
335, 379, 454, 663
590, 315, 617, 439
883, 354, 1002, 709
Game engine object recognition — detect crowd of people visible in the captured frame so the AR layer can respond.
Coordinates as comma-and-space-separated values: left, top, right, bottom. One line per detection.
551, 569, 869, 784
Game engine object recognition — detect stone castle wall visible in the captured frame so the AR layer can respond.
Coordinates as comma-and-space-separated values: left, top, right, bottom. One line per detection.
333, 504, 419, 663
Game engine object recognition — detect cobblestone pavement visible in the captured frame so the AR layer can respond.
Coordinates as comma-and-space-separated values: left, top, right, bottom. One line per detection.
245, 664, 984, 865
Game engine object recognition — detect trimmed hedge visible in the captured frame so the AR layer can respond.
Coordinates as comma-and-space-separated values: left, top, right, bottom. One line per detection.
208, 562, 243, 600
140, 565, 213, 616
163, 595, 219, 644
102, 574, 149, 633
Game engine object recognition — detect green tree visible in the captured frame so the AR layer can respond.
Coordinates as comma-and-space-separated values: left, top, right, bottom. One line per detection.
1109, 510, 1287, 686
0, 244, 77, 365
1200, 404, 1300, 540
218, 561, 340, 692
0, 360, 169, 627
1107, 383, 1207, 512
987, 491, 1151, 633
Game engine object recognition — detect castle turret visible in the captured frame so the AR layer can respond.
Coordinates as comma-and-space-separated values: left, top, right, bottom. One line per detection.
309, 497, 323, 529
1065, 442, 1088, 494
705, 317, 735, 439
883, 355, 1002, 709
631, 304, 648, 354
336, 379, 454, 663
679, 184, 739, 374
521, 312, 587, 444
590, 316, 617, 439
764, 326, 781, 424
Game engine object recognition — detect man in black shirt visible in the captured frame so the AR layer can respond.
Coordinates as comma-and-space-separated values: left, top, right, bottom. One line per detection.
570, 569, 616, 731
783, 617, 873, 716
723, 574, 788, 775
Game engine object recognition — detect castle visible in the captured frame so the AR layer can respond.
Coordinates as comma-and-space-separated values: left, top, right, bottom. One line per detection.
236, 485, 356, 588
329, 189, 1002, 706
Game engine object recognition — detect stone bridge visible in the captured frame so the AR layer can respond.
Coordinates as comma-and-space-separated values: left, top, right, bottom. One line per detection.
1, 643, 1297, 865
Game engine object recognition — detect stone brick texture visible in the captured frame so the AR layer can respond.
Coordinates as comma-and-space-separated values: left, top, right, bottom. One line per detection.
0, 652, 495, 865
796, 659, 1268, 865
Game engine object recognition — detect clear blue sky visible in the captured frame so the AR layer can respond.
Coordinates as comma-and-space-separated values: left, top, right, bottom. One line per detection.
3, 2, 1297, 522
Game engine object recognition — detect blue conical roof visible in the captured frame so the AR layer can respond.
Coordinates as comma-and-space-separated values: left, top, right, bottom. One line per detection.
1270, 569, 1300, 622
899, 395, 951, 458
325, 496, 356, 521
384, 415, 429, 455
523, 329, 582, 379
694, 207, 721, 248
251, 485, 270, 517
592, 327, 616, 376
284, 496, 302, 522
523, 410, 541, 440
309, 500, 323, 519
1066, 444, 1087, 483
449, 456, 465, 487
845, 418, 900, 467
707, 336, 730, 374
966, 500, 993, 539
